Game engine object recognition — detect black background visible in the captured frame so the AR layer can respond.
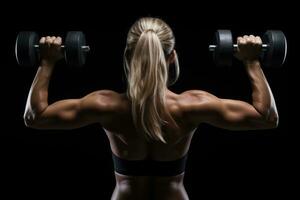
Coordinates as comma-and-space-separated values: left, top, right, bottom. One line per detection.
1, 1, 292, 199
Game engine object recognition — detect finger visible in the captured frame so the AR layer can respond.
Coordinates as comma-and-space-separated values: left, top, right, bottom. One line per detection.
51, 36, 56, 43
248, 35, 256, 45
239, 38, 246, 45
237, 36, 243, 43
39, 37, 46, 44
53, 37, 62, 45
255, 36, 262, 45
45, 36, 52, 45
249, 35, 256, 42
245, 35, 252, 43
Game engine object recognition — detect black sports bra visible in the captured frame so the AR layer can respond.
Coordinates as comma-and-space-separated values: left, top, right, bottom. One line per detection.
112, 153, 188, 176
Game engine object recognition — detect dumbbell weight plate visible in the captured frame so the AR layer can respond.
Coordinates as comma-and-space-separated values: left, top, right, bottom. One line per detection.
261, 30, 287, 67
65, 31, 87, 67
213, 30, 233, 66
15, 32, 39, 66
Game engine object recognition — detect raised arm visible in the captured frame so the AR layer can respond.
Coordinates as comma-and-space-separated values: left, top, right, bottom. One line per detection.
183, 35, 278, 130
23, 36, 116, 129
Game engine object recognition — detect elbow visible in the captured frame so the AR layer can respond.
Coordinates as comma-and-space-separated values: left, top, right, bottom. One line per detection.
254, 104, 279, 129
23, 112, 39, 128
23, 113, 34, 128
23, 103, 47, 128
256, 102, 279, 129
269, 115, 279, 128
268, 108, 279, 128
263, 112, 279, 129
24, 119, 35, 128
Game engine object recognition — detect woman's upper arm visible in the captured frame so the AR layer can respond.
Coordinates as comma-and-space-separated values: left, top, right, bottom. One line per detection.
182, 90, 277, 130
26, 90, 117, 129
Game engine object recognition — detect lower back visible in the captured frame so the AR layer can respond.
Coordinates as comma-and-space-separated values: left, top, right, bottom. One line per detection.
112, 173, 189, 200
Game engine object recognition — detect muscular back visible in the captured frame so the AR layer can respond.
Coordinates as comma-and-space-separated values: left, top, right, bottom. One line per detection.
99, 90, 197, 200
102, 90, 197, 160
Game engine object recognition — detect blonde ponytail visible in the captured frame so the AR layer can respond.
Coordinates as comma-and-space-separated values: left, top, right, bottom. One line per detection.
124, 18, 180, 142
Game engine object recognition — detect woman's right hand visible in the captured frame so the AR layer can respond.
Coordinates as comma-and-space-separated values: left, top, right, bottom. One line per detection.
39, 36, 64, 65
234, 35, 262, 62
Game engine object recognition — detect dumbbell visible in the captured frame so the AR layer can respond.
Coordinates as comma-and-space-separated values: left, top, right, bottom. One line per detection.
15, 31, 90, 67
208, 30, 287, 67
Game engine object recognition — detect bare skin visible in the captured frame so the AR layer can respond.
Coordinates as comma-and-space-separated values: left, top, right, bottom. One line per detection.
24, 35, 278, 200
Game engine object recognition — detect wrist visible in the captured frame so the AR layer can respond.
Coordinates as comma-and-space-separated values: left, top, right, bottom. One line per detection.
243, 59, 260, 67
40, 59, 56, 67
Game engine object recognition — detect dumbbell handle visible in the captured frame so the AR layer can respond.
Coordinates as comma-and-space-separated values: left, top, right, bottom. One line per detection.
209, 44, 268, 51
34, 45, 90, 52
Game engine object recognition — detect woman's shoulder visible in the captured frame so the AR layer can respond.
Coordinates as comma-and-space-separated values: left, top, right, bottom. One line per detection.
180, 90, 215, 99
174, 90, 217, 114
88, 90, 126, 100
86, 90, 128, 111
170, 89, 214, 104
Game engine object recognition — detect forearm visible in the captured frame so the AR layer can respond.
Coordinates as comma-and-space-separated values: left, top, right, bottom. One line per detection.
24, 60, 55, 124
245, 60, 278, 123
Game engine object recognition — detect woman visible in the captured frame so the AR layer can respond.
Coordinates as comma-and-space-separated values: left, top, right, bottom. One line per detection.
24, 17, 278, 200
